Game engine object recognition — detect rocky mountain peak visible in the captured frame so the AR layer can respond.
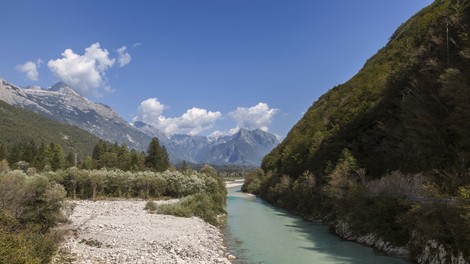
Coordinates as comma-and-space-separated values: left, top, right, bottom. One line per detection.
49, 82, 69, 91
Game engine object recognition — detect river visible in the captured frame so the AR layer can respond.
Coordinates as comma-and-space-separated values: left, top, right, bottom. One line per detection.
224, 186, 410, 264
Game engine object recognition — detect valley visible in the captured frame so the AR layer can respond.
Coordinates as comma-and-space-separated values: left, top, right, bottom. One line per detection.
1, 0, 469, 264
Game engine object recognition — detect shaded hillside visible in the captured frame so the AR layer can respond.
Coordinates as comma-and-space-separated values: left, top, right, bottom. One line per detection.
248, 1, 470, 262
0, 99, 101, 155
262, 0, 469, 189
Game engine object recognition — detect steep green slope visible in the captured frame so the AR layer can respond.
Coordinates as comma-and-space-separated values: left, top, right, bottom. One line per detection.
0, 99, 101, 155
249, 1, 470, 262
263, 0, 469, 188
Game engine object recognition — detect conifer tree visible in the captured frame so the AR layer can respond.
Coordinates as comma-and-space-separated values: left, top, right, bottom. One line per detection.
50, 143, 65, 171
129, 149, 143, 171
33, 143, 50, 170
145, 138, 169, 172
92, 140, 107, 168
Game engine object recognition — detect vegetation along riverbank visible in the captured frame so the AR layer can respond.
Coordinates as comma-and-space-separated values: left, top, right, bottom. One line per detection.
0, 137, 231, 263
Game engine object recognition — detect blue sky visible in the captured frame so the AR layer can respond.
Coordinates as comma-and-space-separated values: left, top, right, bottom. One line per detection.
0, 0, 433, 138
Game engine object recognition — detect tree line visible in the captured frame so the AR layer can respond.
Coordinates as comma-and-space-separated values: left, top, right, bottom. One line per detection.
0, 137, 169, 173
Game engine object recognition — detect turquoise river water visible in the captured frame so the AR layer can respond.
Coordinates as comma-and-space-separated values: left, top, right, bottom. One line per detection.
224, 186, 410, 264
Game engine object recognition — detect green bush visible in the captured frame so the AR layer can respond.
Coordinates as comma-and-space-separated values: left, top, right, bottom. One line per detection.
158, 192, 226, 226
144, 200, 157, 212
0, 209, 60, 264
0, 171, 66, 263
157, 202, 193, 218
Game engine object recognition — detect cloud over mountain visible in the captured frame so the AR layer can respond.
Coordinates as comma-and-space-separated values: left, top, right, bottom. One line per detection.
47, 42, 129, 96
229, 102, 278, 131
134, 98, 221, 136
16, 60, 42, 81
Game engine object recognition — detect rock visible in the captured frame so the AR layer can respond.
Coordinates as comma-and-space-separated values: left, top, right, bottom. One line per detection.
227, 254, 237, 261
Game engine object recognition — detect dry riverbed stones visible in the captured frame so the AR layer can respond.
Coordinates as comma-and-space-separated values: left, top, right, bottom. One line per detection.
55, 200, 231, 263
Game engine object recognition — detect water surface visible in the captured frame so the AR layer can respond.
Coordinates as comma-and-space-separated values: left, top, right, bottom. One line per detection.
224, 186, 410, 264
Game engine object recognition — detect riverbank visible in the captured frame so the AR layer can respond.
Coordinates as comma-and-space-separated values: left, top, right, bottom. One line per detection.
54, 200, 230, 264
225, 179, 244, 188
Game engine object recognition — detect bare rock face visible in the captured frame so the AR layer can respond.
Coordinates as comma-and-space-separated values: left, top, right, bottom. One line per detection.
56, 200, 231, 264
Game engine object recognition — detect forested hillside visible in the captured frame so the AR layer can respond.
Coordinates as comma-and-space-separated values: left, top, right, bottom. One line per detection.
0, 99, 100, 155
245, 1, 470, 262
263, 0, 469, 184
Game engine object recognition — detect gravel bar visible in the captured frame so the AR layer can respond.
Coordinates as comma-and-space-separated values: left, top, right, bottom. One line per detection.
57, 200, 231, 264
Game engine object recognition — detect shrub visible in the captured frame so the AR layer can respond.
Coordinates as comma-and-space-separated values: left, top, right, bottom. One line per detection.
157, 203, 193, 218
0, 203, 62, 264
0, 171, 66, 263
144, 200, 157, 212
157, 192, 226, 226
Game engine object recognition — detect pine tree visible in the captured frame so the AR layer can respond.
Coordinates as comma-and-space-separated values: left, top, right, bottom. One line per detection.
92, 140, 107, 169
65, 152, 75, 168
50, 143, 65, 171
21, 140, 37, 164
7, 144, 22, 166
145, 138, 169, 172
129, 149, 143, 171
33, 143, 51, 170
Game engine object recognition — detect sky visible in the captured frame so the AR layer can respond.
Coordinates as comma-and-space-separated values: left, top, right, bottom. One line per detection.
0, 0, 434, 138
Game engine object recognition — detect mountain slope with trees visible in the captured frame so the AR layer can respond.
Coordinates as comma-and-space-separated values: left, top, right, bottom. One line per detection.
0, 99, 101, 156
246, 1, 470, 263
263, 0, 469, 183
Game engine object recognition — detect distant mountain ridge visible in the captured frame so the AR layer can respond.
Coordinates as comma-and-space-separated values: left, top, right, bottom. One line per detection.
0, 79, 279, 166
133, 121, 280, 166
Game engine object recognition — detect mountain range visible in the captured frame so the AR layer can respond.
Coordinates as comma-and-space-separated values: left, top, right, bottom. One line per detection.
0, 79, 279, 166
133, 121, 279, 166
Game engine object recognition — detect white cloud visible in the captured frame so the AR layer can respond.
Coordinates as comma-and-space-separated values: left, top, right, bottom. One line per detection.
228, 102, 278, 131
47, 42, 115, 96
132, 42, 142, 48
134, 98, 222, 136
16, 60, 41, 81
135, 98, 166, 122
116, 46, 131, 67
